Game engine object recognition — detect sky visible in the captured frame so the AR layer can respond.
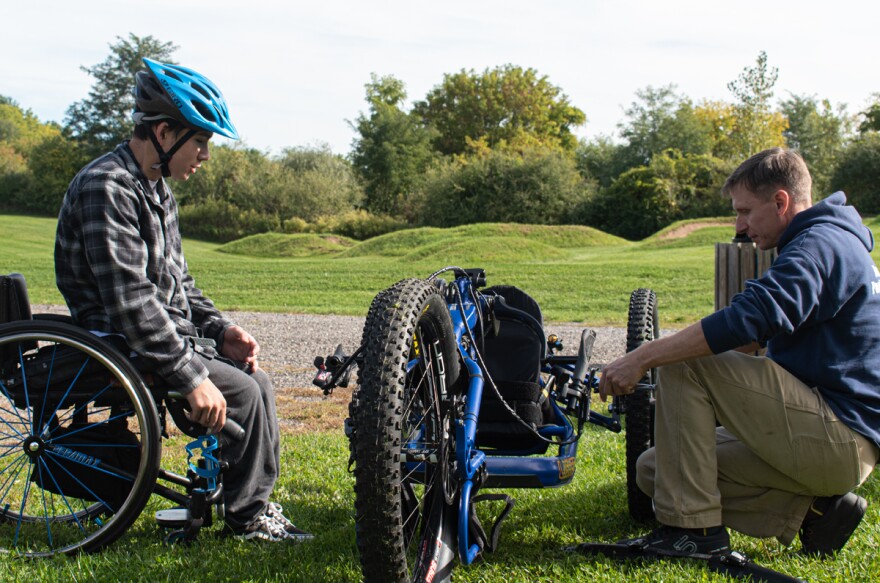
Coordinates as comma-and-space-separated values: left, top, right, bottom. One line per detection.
3, 0, 878, 156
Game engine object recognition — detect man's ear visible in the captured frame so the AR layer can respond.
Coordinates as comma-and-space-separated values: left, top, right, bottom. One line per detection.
773, 189, 791, 216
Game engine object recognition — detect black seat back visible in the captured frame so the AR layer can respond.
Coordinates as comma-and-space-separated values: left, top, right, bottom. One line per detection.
477, 285, 550, 451
480, 285, 545, 383
0, 273, 35, 368
0, 273, 33, 323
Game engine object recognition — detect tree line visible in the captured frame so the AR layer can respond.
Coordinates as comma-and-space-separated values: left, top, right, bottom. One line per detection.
2, 34, 879, 242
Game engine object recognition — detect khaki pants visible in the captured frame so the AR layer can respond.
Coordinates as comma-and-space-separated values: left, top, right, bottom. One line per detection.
636, 351, 878, 545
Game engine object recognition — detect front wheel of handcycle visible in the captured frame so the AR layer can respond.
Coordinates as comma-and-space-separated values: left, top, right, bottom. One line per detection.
350, 279, 462, 583
622, 288, 658, 522
0, 320, 161, 557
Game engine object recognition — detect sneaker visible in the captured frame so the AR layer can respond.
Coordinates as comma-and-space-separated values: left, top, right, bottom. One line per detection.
619, 524, 730, 557
266, 502, 314, 542
230, 513, 292, 542
799, 492, 867, 557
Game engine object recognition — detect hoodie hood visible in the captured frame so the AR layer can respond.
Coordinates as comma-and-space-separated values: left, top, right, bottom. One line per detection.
778, 191, 874, 253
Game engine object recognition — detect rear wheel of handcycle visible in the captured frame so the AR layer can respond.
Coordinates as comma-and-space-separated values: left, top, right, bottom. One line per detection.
623, 288, 658, 522
351, 279, 462, 583
0, 320, 161, 557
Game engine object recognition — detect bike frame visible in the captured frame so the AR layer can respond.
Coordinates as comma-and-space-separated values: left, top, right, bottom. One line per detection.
440, 274, 582, 564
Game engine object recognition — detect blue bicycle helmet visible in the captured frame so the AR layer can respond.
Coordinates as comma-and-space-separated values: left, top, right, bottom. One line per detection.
135, 58, 239, 140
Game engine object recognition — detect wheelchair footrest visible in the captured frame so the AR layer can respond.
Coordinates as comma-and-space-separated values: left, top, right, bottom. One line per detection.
155, 507, 190, 528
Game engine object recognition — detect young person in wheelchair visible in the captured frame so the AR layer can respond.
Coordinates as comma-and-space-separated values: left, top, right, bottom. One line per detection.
54, 58, 311, 543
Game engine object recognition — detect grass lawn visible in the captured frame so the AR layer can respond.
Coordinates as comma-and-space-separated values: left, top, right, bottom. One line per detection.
6, 430, 878, 582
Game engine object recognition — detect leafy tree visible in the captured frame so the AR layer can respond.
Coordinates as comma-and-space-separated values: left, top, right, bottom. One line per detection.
830, 134, 880, 214
781, 94, 852, 197
585, 150, 733, 240
413, 65, 586, 156
726, 51, 787, 158
0, 101, 61, 156
857, 93, 880, 134
23, 135, 88, 214
617, 85, 713, 167
693, 100, 741, 161
277, 145, 364, 221
175, 143, 363, 239
0, 100, 78, 214
575, 136, 627, 188
417, 146, 594, 227
65, 34, 177, 157
349, 74, 438, 218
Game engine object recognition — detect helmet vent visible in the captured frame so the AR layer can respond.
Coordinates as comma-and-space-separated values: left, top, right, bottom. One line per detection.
192, 83, 212, 101
193, 101, 217, 123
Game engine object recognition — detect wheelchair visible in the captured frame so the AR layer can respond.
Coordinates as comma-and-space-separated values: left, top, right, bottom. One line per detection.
313, 267, 660, 583
0, 273, 240, 557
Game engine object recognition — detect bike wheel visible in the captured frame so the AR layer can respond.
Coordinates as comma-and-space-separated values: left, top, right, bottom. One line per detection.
0, 320, 161, 557
351, 279, 461, 583
623, 288, 658, 522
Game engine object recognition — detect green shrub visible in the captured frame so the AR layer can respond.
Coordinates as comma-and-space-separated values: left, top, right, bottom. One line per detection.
179, 199, 280, 242
310, 209, 407, 240
831, 134, 880, 214
416, 147, 595, 227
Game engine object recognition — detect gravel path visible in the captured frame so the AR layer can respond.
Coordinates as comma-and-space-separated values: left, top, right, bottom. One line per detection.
32, 304, 629, 432
232, 312, 629, 391
34, 305, 628, 391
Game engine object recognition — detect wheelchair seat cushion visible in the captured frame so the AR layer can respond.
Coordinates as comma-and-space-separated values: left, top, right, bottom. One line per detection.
476, 380, 552, 452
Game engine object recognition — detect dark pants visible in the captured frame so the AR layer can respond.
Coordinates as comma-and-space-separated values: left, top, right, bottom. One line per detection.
195, 354, 280, 529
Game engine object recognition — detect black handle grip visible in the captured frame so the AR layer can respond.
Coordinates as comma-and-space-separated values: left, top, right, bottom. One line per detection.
221, 417, 246, 441
572, 329, 596, 384
567, 329, 596, 412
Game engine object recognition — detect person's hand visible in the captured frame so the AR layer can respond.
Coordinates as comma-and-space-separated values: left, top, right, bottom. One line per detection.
598, 352, 647, 402
185, 378, 227, 434
221, 325, 260, 371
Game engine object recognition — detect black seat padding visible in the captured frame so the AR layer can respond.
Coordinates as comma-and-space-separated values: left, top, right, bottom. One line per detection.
477, 285, 551, 451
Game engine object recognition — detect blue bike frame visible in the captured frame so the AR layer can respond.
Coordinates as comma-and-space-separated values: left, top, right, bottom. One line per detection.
443, 275, 581, 564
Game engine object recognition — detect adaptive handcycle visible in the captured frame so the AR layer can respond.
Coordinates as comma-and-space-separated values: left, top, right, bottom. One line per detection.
313, 266, 660, 582
0, 273, 245, 557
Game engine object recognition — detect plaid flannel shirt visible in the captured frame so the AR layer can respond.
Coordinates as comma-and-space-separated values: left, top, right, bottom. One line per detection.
55, 142, 234, 393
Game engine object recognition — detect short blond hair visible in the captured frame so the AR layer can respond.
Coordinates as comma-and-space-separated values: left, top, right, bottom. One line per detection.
722, 148, 812, 205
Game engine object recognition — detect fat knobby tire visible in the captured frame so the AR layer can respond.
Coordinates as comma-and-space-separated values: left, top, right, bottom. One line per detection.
624, 288, 658, 522
350, 279, 460, 583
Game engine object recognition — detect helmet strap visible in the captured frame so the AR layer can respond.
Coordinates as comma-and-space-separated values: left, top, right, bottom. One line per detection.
147, 125, 197, 178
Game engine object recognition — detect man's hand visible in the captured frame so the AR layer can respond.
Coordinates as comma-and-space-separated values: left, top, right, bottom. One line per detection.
221, 325, 260, 371
598, 322, 714, 402
598, 352, 647, 402
185, 378, 227, 434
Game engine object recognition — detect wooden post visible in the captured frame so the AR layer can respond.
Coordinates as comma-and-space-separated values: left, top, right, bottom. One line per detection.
714, 241, 777, 311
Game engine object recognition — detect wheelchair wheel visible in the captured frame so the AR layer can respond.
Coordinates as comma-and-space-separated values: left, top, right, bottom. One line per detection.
350, 279, 461, 583
0, 320, 161, 557
623, 288, 658, 522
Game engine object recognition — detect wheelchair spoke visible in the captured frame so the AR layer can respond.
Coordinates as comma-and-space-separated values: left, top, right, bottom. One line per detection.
0, 321, 160, 556
0, 453, 28, 508
41, 356, 97, 435
41, 455, 119, 514
0, 383, 29, 440
34, 458, 89, 535
15, 346, 33, 431
45, 448, 134, 485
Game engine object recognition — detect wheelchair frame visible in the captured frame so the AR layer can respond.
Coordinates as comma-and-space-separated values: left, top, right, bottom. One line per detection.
0, 273, 237, 557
